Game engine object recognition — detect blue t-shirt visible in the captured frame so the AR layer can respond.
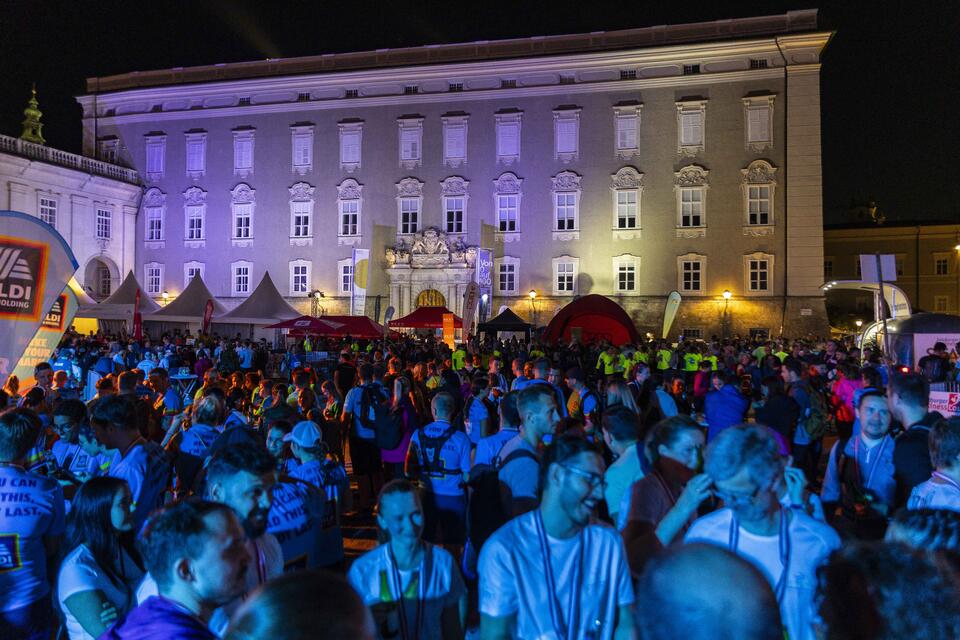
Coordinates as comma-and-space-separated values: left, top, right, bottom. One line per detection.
180, 423, 221, 460
107, 441, 170, 531
408, 421, 471, 496
474, 428, 519, 468
465, 397, 491, 445
344, 384, 387, 440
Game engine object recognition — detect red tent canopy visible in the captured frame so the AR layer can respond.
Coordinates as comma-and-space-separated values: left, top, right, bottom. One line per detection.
264, 315, 344, 332
543, 295, 639, 346
309, 315, 385, 339
388, 306, 463, 329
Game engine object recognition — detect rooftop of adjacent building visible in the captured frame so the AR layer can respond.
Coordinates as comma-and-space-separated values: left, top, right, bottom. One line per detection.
84, 9, 819, 93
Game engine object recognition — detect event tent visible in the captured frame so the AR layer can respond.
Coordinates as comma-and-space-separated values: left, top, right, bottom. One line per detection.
264, 315, 345, 333
543, 294, 639, 345
78, 271, 160, 333
388, 306, 463, 329
147, 274, 227, 324
311, 315, 385, 339
213, 272, 301, 325
477, 307, 532, 337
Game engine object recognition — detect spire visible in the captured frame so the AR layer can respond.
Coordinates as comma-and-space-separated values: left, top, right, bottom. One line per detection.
20, 83, 45, 145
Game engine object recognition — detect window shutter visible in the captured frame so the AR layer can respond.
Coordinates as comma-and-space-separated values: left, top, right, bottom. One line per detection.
401, 129, 420, 160
498, 123, 519, 156
557, 119, 577, 153
681, 112, 702, 146
617, 116, 637, 149
445, 125, 465, 159
341, 131, 360, 164
748, 107, 770, 143
236, 139, 252, 169
187, 140, 203, 172
294, 136, 311, 166
147, 144, 163, 173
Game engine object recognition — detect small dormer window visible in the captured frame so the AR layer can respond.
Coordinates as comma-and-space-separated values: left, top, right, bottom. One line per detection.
682, 64, 701, 75
238, 97, 251, 106
500, 79, 517, 89
448, 82, 463, 92
750, 59, 769, 69
345, 89, 359, 98
620, 70, 637, 80
404, 85, 419, 95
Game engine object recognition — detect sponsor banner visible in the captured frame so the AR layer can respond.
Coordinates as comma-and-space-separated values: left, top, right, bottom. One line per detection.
133, 287, 143, 341
913, 333, 960, 368
202, 299, 214, 334
0, 211, 78, 387
476, 248, 493, 289
442, 313, 455, 350
351, 248, 369, 316
661, 290, 682, 339
462, 281, 479, 335
12, 287, 79, 386
929, 391, 960, 417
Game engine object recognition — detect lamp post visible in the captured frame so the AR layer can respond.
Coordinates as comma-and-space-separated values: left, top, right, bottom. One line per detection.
721, 290, 732, 337
480, 293, 489, 323
311, 290, 325, 317
528, 289, 538, 326
161, 291, 169, 305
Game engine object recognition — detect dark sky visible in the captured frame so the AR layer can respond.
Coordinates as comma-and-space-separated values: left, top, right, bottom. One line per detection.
1, 0, 957, 224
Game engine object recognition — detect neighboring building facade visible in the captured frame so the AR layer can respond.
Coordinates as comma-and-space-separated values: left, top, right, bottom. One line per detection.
77, 10, 831, 337
824, 222, 960, 315
0, 90, 141, 300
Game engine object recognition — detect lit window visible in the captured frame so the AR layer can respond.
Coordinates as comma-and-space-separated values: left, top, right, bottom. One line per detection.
184, 262, 205, 288
935, 257, 949, 275
186, 206, 204, 240
616, 191, 637, 229
497, 262, 517, 294
230, 184, 255, 243
400, 199, 419, 234
747, 186, 770, 225
338, 260, 354, 294
614, 105, 641, 156
145, 133, 166, 181
96, 208, 112, 239
551, 171, 581, 237
39, 197, 57, 227
614, 257, 638, 293
675, 165, 709, 234
232, 262, 251, 296
678, 255, 705, 293
676, 101, 706, 154
555, 193, 577, 231
183, 186, 206, 243
741, 160, 777, 228
743, 96, 775, 150
497, 195, 517, 232
745, 254, 774, 293
680, 189, 703, 227
289, 261, 311, 296
442, 116, 468, 167
340, 200, 359, 236
144, 264, 163, 295
289, 182, 315, 241
398, 118, 423, 168
556, 262, 575, 293
445, 197, 464, 234
494, 172, 522, 234
553, 108, 581, 162
146, 207, 163, 241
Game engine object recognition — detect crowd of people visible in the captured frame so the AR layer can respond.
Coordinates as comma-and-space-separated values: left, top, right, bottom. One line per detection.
2, 326, 960, 640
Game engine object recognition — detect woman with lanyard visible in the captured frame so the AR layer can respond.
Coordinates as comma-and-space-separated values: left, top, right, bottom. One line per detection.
348, 480, 465, 640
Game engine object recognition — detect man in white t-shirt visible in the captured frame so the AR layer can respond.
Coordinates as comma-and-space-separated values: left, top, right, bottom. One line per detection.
909, 416, 960, 511
406, 392, 472, 546
473, 392, 521, 468
90, 396, 171, 531
349, 480, 466, 640
685, 424, 840, 640
0, 408, 66, 640
479, 433, 635, 640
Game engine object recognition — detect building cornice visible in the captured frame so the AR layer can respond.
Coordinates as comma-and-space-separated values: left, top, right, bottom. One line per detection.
0, 153, 142, 200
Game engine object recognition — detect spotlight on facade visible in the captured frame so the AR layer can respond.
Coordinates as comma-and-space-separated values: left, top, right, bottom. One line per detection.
161, 291, 169, 301
855, 319, 863, 328
955, 244, 960, 251
722, 290, 732, 300
528, 290, 537, 300
313, 290, 325, 299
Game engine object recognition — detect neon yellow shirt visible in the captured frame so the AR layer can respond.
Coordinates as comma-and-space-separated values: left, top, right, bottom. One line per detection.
597, 352, 617, 375
657, 349, 672, 370
682, 352, 701, 372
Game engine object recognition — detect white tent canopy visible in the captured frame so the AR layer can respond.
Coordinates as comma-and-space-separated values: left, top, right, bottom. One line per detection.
78, 271, 160, 320
147, 274, 226, 324
213, 271, 301, 325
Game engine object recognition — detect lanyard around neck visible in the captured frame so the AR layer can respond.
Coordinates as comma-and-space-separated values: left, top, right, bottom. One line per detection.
728, 508, 790, 604
388, 543, 426, 640
535, 510, 585, 640
853, 436, 889, 492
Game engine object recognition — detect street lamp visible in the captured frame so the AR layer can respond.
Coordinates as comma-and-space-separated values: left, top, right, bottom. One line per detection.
720, 290, 732, 337
855, 319, 863, 328
480, 293, 489, 323
161, 291, 169, 304
311, 290, 325, 316
722, 290, 732, 300
528, 289, 538, 326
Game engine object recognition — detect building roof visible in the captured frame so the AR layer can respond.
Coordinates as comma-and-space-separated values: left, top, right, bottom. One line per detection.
85, 10, 818, 93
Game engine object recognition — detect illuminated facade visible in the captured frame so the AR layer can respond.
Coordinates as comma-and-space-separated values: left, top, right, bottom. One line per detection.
77, 10, 832, 337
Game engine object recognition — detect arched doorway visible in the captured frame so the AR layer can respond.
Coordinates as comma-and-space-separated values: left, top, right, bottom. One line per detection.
84, 257, 118, 301
417, 289, 446, 308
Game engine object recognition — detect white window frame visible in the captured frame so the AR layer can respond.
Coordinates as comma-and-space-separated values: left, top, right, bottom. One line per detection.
336, 178, 363, 246
494, 256, 520, 296
552, 255, 580, 296
442, 114, 468, 168
96, 206, 112, 240
183, 186, 207, 247
440, 176, 469, 236
553, 108, 581, 163
290, 124, 313, 176
493, 172, 522, 240
674, 165, 709, 238
613, 104, 642, 159
233, 128, 255, 178
551, 171, 581, 241
230, 183, 256, 247
934, 254, 950, 276
743, 95, 775, 152
676, 100, 707, 156
38, 194, 57, 228
144, 262, 163, 296
741, 160, 777, 235
288, 182, 315, 247
398, 117, 423, 169
183, 261, 205, 288
495, 111, 522, 165
231, 260, 252, 297
612, 254, 640, 296
677, 253, 706, 296
185, 131, 207, 179
339, 121, 363, 173
610, 166, 643, 240
289, 260, 312, 297
396, 178, 423, 237
144, 133, 166, 181
143, 188, 166, 247
744, 252, 775, 296
337, 258, 354, 295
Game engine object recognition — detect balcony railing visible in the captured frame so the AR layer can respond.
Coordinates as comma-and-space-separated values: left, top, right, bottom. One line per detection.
0, 134, 140, 185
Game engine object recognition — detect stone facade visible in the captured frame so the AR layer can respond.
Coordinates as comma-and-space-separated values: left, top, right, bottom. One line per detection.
76, 10, 831, 337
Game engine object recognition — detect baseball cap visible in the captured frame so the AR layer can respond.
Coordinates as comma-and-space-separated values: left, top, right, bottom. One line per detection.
283, 421, 323, 448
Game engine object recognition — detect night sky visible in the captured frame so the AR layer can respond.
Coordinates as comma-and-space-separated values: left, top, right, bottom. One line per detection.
1, 0, 957, 224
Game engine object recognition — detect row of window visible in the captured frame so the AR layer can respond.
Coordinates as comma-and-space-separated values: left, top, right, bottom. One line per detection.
141, 160, 777, 245
36, 196, 113, 240
823, 255, 955, 279
143, 252, 775, 299
139, 96, 775, 180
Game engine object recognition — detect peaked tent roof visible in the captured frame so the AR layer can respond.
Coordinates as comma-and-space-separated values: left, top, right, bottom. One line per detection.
389, 306, 463, 329
213, 272, 301, 325
148, 274, 226, 322
543, 294, 639, 346
100, 271, 161, 312
477, 307, 532, 334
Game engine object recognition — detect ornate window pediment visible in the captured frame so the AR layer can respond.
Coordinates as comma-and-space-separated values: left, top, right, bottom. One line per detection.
440, 176, 469, 197
289, 181, 315, 202
337, 178, 362, 200
230, 183, 255, 204
144, 187, 166, 208
396, 177, 424, 198
183, 186, 207, 206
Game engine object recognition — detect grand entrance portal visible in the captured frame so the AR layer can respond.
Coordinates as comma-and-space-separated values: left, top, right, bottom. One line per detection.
416, 289, 446, 308
385, 227, 479, 317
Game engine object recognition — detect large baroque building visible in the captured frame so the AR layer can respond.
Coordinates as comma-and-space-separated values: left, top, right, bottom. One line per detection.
78, 10, 831, 337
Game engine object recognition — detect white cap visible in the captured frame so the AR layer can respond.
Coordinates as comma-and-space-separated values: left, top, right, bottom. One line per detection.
283, 420, 322, 448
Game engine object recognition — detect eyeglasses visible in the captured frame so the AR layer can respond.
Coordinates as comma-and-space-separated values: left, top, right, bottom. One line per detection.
561, 464, 606, 490
714, 484, 762, 507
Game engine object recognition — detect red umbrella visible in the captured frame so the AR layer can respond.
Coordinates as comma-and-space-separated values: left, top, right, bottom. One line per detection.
388, 306, 463, 329
264, 315, 345, 332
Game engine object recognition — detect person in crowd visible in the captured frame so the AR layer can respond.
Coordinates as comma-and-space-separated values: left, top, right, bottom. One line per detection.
0, 408, 65, 640
382, 375, 417, 480
225, 569, 375, 640
473, 391, 521, 468
653, 373, 679, 418
349, 480, 465, 640
102, 500, 250, 640
634, 543, 782, 640
685, 424, 840, 640
821, 391, 896, 539
495, 384, 559, 517
342, 363, 386, 511
178, 394, 224, 460
58, 477, 144, 640
147, 367, 182, 435
908, 416, 960, 511
918, 340, 951, 383
2, 374, 19, 399
704, 373, 750, 442
885, 507, 960, 553
601, 405, 646, 525
511, 357, 568, 417
669, 376, 692, 417
406, 392, 471, 547
621, 416, 710, 574
888, 372, 941, 507
265, 419, 298, 474
830, 363, 862, 440
509, 358, 527, 391
564, 366, 600, 426
692, 360, 713, 414
754, 376, 799, 448
816, 542, 960, 639
49, 399, 101, 484
464, 376, 493, 445
91, 396, 172, 531
606, 378, 640, 415
319, 380, 344, 457
479, 433, 635, 640
781, 359, 821, 483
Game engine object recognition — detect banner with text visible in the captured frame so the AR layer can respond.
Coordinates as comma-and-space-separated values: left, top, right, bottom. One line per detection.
462, 281, 480, 336
0, 210, 78, 387
351, 248, 369, 316
442, 313, 456, 350
661, 290, 682, 339
12, 286, 80, 386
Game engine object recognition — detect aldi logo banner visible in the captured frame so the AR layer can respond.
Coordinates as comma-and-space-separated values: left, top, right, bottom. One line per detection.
0, 211, 78, 388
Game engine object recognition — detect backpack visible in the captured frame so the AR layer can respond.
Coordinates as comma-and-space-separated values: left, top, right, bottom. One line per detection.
358, 384, 388, 430
800, 382, 832, 440
415, 424, 460, 478
467, 446, 540, 550
373, 403, 407, 450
